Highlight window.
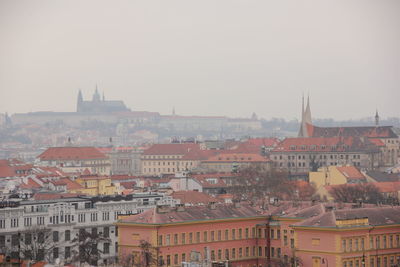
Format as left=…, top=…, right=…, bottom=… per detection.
left=245, top=228, right=249, bottom=238
left=103, top=226, right=110, bottom=238
left=342, top=239, right=346, bottom=251
left=65, top=246, right=71, bottom=258
left=271, top=247, right=275, bottom=258
left=238, top=228, right=242, bottom=239
left=11, top=218, right=18, bottom=228
left=290, top=238, right=295, bottom=248
left=232, top=229, right=236, bottom=240
left=181, top=233, right=186, bottom=244
left=53, top=247, right=59, bottom=259
left=174, top=254, right=178, bottom=265
left=203, top=231, right=208, bottom=242
left=211, top=231, right=215, bottom=241
left=182, top=253, right=186, bottom=262
left=284, top=236, right=288, bottom=246
left=196, top=232, right=200, bottom=243
left=189, top=233, right=193, bottom=244
left=225, top=249, right=229, bottom=260
left=166, top=234, right=170, bottom=245
left=277, top=230, right=281, bottom=239
left=246, top=247, right=249, bottom=257
left=218, top=230, right=222, bottom=241
left=376, top=236, right=380, bottom=249
left=166, top=255, right=171, bottom=266
left=65, top=230, right=70, bottom=241
left=225, top=229, right=229, bottom=240
left=271, top=229, right=274, bottom=239
left=218, top=249, right=222, bottom=260
left=53, top=231, right=59, bottom=242
left=239, top=248, right=242, bottom=258
left=158, top=235, right=163, bottom=246
left=103, top=243, right=110, bottom=254
left=25, top=233, right=32, bottom=245
left=258, top=246, right=262, bottom=256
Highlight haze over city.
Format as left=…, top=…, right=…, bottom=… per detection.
left=1, top=0, right=399, bottom=120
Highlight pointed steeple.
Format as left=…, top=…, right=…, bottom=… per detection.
left=298, top=93, right=313, bottom=137
left=304, top=93, right=312, bottom=125
left=375, top=109, right=379, bottom=127
left=93, top=85, right=101, bottom=102
left=77, top=90, right=83, bottom=112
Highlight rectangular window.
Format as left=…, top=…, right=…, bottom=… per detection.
left=225, top=229, right=229, bottom=240
left=189, top=233, right=193, bottom=244
left=103, top=243, right=110, bottom=254
left=245, top=228, right=249, bottom=238
left=239, top=248, right=242, bottom=258
left=218, top=249, right=222, bottom=260
left=182, top=253, right=186, bottom=262
left=53, top=247, right=58, bottom=259
left=158, top=235, right=163, bottom=246
left=166, top=234, right=170, bottom=245
left=211, top=231, right=215, bottom=241
left=271, top=229, right=274, bottom=239
left=174, top=254, right=178, bottom=265
left=174, top=234, right=178, bottom=245
left=232, top=229, right=236, bottom=240
left=65, top=230, right=70, bottom=241
left=53, top=231, right=59, bottom=242
left=181, top=233, right=186, bottom=244
left=196, top=232, right=200, bottom=243
left=65, top=246, right=71, bottom=258
left=277, top=230, right=281, bottom=239
left=245, top=247, right=249, bottom=257
left=232, top=248, right=236, bottom=259
left=218, top=230, right=222, bottom=241
left=238, top=228, right=242, bottom=239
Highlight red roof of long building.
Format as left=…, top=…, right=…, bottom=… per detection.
left=272, top=137, right=379, bottom=153
left=203, top=153, right=270, bottom=163
left=143, top=143, right=200, bottom=156
left=38, top=147, right=107, bottom=160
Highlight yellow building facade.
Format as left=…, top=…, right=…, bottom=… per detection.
left=72, top=176, right=118, bottom=196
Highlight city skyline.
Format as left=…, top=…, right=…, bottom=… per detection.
left=1, top=0, right=399, bottom=120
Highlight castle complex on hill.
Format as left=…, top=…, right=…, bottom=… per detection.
left=77, top=87, right=130, bottom=113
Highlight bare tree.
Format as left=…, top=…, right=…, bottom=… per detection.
left=19, top=227, right=56, bottom=263
left=229, top=164, right=292, bottom=202
left=71, top=228, right=111, bottom=266
left=329, top=183, right=383, bottom=203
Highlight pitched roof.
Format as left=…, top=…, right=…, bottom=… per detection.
left=38, top=147, right=107, bottom=160
left=366, top=171, right=399, bottom=182
left=336, top=166, right=365, bottom=180
left=295, top=206, right=400, bottom=228
left=33, top=192, right=81, bottom=200
left=309, top=125, right=398, bottom=139
left=143, top=144, right=200, bottom=156
left=54, top=178, right=83, bottom=190
left=20, top=178, right=42, bottom=189
left=244, top=138, right=280, bottom=147
left=191, top=174, right=228, bottom=188
left=171, top=191, right=220, bottom=205
left=119, top=203, right=264, bottom=224
left=181, top=149, right=222, bottom=160
left=272, top=137, right=379, bottom=153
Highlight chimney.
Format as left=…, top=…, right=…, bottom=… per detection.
left=176, top=204, right=185, bottom=212
left=156, top=205, right=171, bottom=214
left=208, top=202, right=216, bottom=210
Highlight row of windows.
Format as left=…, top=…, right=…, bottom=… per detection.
left=143, top=155, right=182, bottom=159
left=343, top=254, right=400, bottom=267
left=160, top=246, right=284, bottom=265
left=274, top=154, right=362, bottom=160
left=158, top=228, right=284, bottom=246
left=342, top=234, right=400, bottom=252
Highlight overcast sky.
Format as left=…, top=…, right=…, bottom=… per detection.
left=0, top=0, right=399, bottom=120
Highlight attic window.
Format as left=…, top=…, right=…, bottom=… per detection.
left=290, top=145, right=296, bottom=150
left=301, top=145, right=306, bottom=150
left=321, top=145, right=326, bottom=150
left=310, top=145, right=316, bottom=150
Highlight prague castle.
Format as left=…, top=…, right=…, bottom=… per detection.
left=77, top=87, right=130, bottom=113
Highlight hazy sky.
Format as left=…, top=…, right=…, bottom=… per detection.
left=0, top=0, right=399, bottom=120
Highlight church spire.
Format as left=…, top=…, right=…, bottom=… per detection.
left=77, top=89, right=83, bottom=112
left=93, top=84, right=101, bottom=102
left=298, top=92, right=312, bottom=137
left=375, top=109, right=379, bottom=127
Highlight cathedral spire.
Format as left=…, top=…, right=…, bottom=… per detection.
left=93, top=85, right=101, bottom=102
left=77, top=89, right=83, bottom=112
left=375, top=109, right=379, bottom=127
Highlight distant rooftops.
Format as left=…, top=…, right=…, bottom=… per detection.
left=38, top=146, right=107, bottom=160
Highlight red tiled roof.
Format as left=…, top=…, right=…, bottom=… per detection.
left=203, top=153, right=270, bottom=163
left=38, top=147, right=107, bottom=160
left=336, top=166, right=365, bottom=180
left=181, top=149, right=222, bottom=160
left=245, top=138, right=280, bottom=147
left=171, top=191, right=220, bottom=205
left=310, top=125, right=398, bottom=139
left=372, top=181, right=400, bottom=193
left=55, top=178, right=83, bottom=190
left=120, top=181, right=136, bottom=189
left=272, top=137, right=378, bottom=153
left=143, top=143, right=200, bottom=155
left=191, top=174, right=228, bottom=188
left=368, top=138, right=385, bottom=147
left=20, top=178, right=42, bottom=189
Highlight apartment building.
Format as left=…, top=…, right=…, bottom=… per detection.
left=37, top=147, right=111, bottom=175
left=0, top=194, right=178, bottom=265
left=270, top=137, right=381, bottom=176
